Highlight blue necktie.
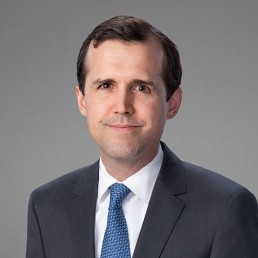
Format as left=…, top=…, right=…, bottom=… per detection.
left=100, top=183, right=131, bottom=258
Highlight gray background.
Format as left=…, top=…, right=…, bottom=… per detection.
left=1, top=0, right=257, bottom=257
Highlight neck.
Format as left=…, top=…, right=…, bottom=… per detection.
left=100, top=147, right=159, bottom=182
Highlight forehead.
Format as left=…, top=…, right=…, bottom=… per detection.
left=84, top=38, right=165, bottom=77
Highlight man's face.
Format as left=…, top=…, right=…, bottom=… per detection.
left=76, top=38, right=181, bottom=166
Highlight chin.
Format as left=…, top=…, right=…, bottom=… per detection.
left=100, top=141, right=144, bottom=162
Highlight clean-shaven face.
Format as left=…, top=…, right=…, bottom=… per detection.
left=76, top=38, right=181, bottom=166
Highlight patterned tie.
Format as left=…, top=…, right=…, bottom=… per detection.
left=100, top=183, right=131, bottom=258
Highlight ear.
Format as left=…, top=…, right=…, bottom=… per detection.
left=75, top=86, right=87, bottom=117
left=166, top=87, right=182, bottom=119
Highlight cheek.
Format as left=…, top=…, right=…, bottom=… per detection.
left=85, top=99, right=108, bottom=125
left=86, top=97, right=103, bottom=114
left=139, top=101, right=167, bottom=125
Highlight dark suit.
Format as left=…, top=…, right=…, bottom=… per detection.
left=26, top=142, right=258, bottom=257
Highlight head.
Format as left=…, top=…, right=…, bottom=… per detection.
left=77, top=15, right=182, bottom=101
left=76, top=16, right=182, bottom=178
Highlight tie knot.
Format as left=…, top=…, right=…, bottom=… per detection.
left=109, top=183, right=131, bottom=210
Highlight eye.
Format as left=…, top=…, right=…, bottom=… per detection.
left=98, top=83, right=112, bottom=90
left=135, top=84, right=150, bottom=93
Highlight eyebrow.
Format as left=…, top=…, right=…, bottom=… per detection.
left=92, top=78, right=116, bottom=86
left=131, top=79, right=155, bottom=87
left=91, top=78, right=155, bottom=87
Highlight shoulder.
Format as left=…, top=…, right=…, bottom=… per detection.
left=182, top=161, right=244, bottom=194
left=162, top=141, right=256, bottom=203
left=30, top=161, right=99, bottom=205
left=180, top=161, right=258, bottom=212
left=162, top=141, right=247, bottom=196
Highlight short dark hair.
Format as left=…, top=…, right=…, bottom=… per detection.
left=77, top=15, right=182, bottom=101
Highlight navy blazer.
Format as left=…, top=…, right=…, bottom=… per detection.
left=26, top=142, right=258, bottom=257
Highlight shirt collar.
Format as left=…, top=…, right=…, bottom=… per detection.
left=97, top=144, right=163, bottom=204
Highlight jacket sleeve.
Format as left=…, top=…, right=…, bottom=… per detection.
left=26, top=192, right=46, bottom=258
left=210, top=189, right=258, bottom=258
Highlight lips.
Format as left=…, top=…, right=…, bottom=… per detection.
left=106, top=124, right=142, bottom=132
left=108, top=124, right=140, bottom=128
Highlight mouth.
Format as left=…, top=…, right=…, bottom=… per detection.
left=106, top=124, right=142, bottom=132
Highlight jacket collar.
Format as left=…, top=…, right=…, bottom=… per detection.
left=133, top=142, right=187, bottom=258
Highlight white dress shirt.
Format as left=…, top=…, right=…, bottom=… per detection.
left=95, top=145, right=163, bottom=258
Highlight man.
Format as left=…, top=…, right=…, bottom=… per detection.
left=26, top=16, right=258, bottom=258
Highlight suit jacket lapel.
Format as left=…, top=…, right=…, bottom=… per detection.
left=65, top=161, right=99, bottom=258
left=133, top=143, right=186, bottom=258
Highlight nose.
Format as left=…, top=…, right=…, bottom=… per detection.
left=113, top=88, right=134, bottom=115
